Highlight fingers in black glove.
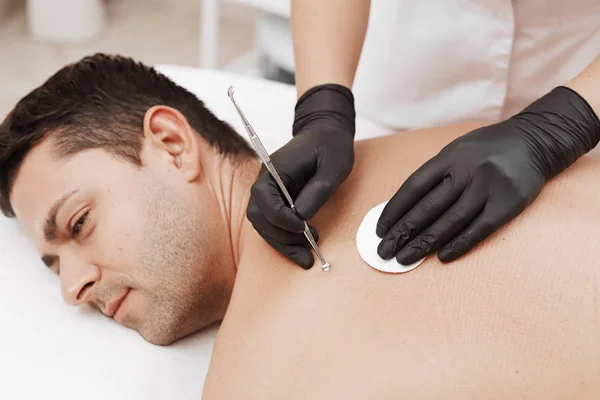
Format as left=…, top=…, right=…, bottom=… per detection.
left=246, top=83, right=356, bottom=269
left=391, top=175, right=488, bottom=265
left=376, top=173, right=468, bottom=260
left=375, top=86, right=600, bottom=264
left=250, top=166, right=307, bottom=234
left=248, top=197, right=320, bottom=244
left=376, top=156, right=448, bottom=238
left=257, top=235, right=315, bottom=269
left=293, top=152, right=351, bottom=220
left=436, top=178, right=531, bottom=262
left=249, top=198, right=320, bottom=269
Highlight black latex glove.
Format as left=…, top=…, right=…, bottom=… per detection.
left=376, top=86, right=600, bottom=265
left=247, top=84, right=356, bottom=269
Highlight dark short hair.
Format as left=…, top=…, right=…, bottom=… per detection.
left=0, top=53, right=255, bottom=217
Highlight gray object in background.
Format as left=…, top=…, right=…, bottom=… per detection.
left=256, top=12, right=295, bottom=84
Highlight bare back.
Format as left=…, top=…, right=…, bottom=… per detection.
left=203, top=122, right=600, bottom=399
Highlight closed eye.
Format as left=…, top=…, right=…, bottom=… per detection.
left=71, top=211, right=89, bottom=237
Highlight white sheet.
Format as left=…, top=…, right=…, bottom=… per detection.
left=0, top=65, right=393, bottom=400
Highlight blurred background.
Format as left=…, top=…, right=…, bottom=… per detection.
left=0, top=0, right=297, bottom=118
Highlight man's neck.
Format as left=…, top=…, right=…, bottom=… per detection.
left=205, top=155, right=261, bottom=271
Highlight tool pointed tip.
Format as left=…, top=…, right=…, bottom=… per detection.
left=227, top=86, right=235, bottom=97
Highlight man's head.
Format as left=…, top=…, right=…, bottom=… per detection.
left=0, top=54, right=256, bottom=345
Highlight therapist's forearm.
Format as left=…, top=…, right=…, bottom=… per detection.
left=291, top=0, right=370, bottom=98
left=566, top=54, right=600, bottom=118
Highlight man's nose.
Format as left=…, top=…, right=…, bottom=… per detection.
left=60, top=254, right=101, bottom=306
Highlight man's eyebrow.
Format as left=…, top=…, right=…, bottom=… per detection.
left=43, top=189, right=79, bottom=242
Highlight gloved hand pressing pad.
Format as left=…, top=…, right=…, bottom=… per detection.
left=356, top=202, right=426, bottom=273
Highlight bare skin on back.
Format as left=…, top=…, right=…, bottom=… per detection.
left=203, top=122, right=600, bottom=399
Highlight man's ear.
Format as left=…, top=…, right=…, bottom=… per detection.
left=142, top=105, right=201, bottom=182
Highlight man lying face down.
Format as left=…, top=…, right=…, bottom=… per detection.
left=1, top=54, right=599, bottom=399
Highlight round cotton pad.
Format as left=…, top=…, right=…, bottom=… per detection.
left=356, top=201, right=426, bottom=273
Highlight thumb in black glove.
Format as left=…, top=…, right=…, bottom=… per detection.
left=376, top=86, right=600, bottom=265
left=247, top=84, right=356, bottom=269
